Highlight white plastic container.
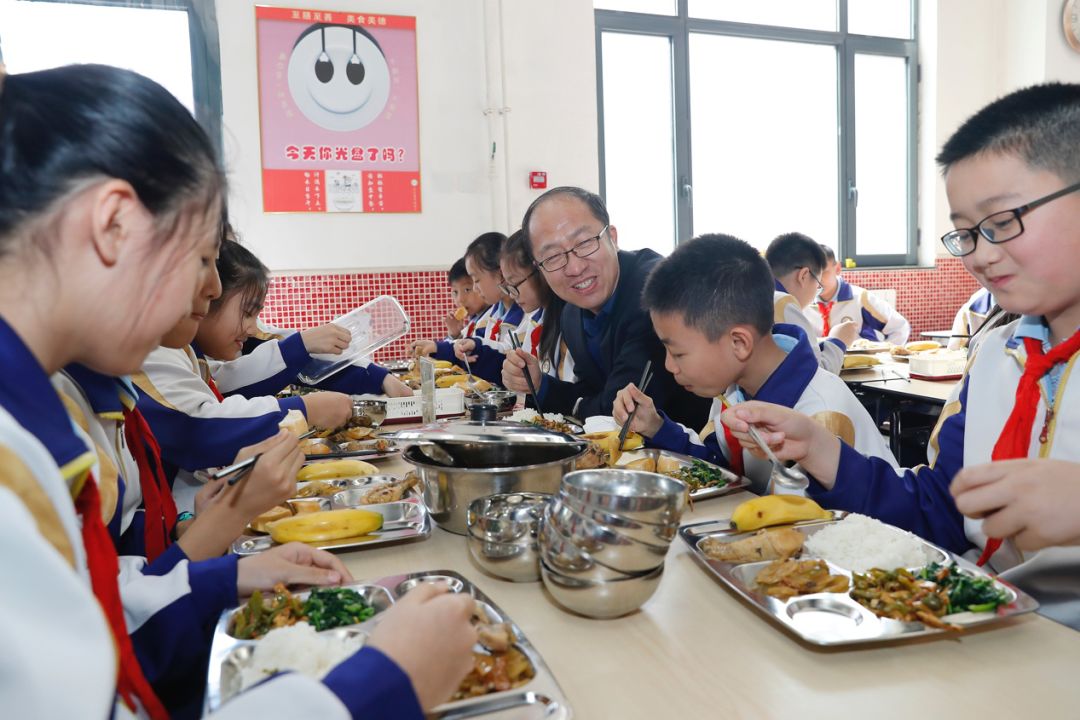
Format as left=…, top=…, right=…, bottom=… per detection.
left=297, top=295, right=410, bottom=385
left=352, top=388, right=465, bottom=424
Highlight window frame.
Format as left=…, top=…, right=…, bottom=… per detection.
left=595, top=0, right=919, bottom=267
left=5, top=0, right=224, bottom=153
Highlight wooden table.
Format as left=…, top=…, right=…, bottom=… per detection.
left=337, top=452, right=1080, bottom=719
left=841, top=359, right=959, bottom=404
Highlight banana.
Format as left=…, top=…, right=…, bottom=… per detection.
left=433, top=360, right=455, bottom=369
left=842, top=354, right=882, bottom=369
left=269, top=508, right=383, bottom=543
left=297, top=459, right=378, bottom=482
left=581, top=430, right=643, bottom=467
left=730, top=495, right=831, bottom=532
left=435, top=374, right=468, bottom=388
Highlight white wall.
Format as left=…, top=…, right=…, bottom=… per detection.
left=216, top=0, right=598, bottom=273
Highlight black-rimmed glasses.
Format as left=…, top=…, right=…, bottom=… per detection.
left=535, top=225, right=609, bottom=272
left=497, top=268, right=538, bottom=300
left=941, top=180, right=1080, bottom=257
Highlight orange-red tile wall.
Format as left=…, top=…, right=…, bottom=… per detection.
left=260, top=257, right=981, bottom=361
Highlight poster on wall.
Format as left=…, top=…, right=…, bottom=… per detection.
left=254, top=6, right=420, bottom=213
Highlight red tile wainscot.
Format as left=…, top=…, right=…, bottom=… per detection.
left=260, top=257, right=981, bottom=362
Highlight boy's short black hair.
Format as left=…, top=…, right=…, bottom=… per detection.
left=765, top=232, right=827, bottom=278
left=448, top=257, right=469, bottom=284
left=819, top=243, right=836, bottom=263
left=937, top=82, right=1080, bottom=182
left=643, top=233, right=773, bottom=339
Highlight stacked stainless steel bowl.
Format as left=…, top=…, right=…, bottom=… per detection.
left=539, top=468, right=688, bottom=619
left=465, top=492, right=548, bottom=582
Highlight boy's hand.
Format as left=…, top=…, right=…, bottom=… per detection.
left=381, top=373, right=415, bottom=398
left=502, top=349, right=541, bottom=394
left=301, top=391, right=353, bottom=429
left=952, top=459, right=1080, bottom=551
left=411, top=340, right=437, bottom=357
left=612, top=383, right=663, bottom=438
left=367, top=583, right=477, bottom=710
left=827, top=319, right=859, bottom=347
left=721, top=401, right=841, bottom=488
left=444, top=312, right=464, bottom=338
left=453, top=339, right=478, bottom=364
left=301, top=323, right=351, bottom=355
left=235, top=542, right=352, bottom=595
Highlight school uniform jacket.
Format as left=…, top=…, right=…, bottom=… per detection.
left=804, top=277, right=910, bottom=345
left=649, top=324, right=898, bottom=494
left=467, top=307, right=545, bottom=382
left=948, top=287, right=995, bottom=350
left=220, top=327, right=389, bottom=397
left=542, top=249, right=711, bottom=428
left=433, top=302, right=496, bottom=363
left=433, top=301, right=524, bottom=371
left=773, top=280, right=845, bottom=374
left=810, top=317, right=1080, bottom=629
left=0, top=317, right=422, bottom=719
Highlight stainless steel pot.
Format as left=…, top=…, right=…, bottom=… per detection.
left=403, top=439, right=587, bottom=534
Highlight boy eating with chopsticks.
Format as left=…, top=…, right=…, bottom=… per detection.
left=613, top=234, right=897, bottom=494
left=718, top=83, right=1080, bottom=628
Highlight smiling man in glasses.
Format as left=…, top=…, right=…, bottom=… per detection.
left=502, top=186, right=710, bottom=428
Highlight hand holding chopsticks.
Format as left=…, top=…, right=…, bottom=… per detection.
left=508, top=332, right=544, bottom=415
left=617, top=360, right=653, bottom=450
left=212, top=428, right=317, bottom=486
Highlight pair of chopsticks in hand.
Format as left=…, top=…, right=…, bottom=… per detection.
left=210, top=428, right=317, bottom=486
left=617, top=360, right=654, bottom=451
left=509, top=332, right=544, bottom=415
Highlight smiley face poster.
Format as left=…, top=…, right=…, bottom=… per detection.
left=255, top=6, right=420, bottom=213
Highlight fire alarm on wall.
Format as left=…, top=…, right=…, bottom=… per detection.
left=529, top=171, right=547, bottom=189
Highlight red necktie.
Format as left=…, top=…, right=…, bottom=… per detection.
left=75, top=473, right=169, bottom=720
left=123, top=407, right=178, bottom=562
left=977, top=330, right=1080, bottom=565
left=817, top=301, right=834, bottom=336
left=721, top=423, right=745, bottom=478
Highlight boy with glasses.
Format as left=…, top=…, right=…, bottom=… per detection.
left=765, top=232, right=854, bottom=374
left=719, top=83, right=1080, bottom=629
left=807, top=244, right=910, bottom=346
left=503, top=187, right=710, bottom=427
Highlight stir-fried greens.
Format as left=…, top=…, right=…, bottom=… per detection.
left=917, top=562, right=1010, bottom=613
left=666, top=459, right=731, bottom=491
left=231, top=584, right=376, bottom=639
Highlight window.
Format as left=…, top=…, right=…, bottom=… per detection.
left=595, top=0, right=918, bottom=266
left=0, top=0, right=222, bottom=150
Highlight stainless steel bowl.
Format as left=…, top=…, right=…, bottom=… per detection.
left=467, top=534, right=541, bottom=582
left=467, top=492, right=549, bottom=543
left=352, top=399, right=388, bottom=428
left=560, top=469, right=688, bottom=523
left=464, top=389, right=518, bottom=414
left=404, top=442, right=587, bottom=535
left=395, top=574, right=466, bottom=595
left=545, top=498, right=671, bottom=574
left=537, top=515, right=651, bottom=581
left=540, top=559, right=664, bottom=619
left=555, top=489, right=679, bottom=546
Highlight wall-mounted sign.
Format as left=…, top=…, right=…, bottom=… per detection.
left=255, top=6, right=420, bottom=213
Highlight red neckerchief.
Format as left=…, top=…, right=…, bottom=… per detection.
left=465, top=316, right=478, bottom=337
left=978, top=330, right=1080, bottom=565
left=488, top=318, right=503, bottom=342
left=529, top=323, right=543, bottom=357
left=721, top=423, right=745, bottom=477
left=75, top=473, right=169, bottom=719
left=817, top=301, right=834, bottom=336
left=122, top=407, right=177, bottom=562
left=205, top=373, right=225, bottom=402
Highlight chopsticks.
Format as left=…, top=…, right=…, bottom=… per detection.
left=617, top=360, right=653, bottom=450
left=212, top=427, right=318, bottom=486
left=508, top=332, right=543, bottom=415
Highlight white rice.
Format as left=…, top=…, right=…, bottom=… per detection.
left=509, top=409, right=565, bottom=424
left=239, top=622, right=364, bottom=691
left=804, top=513, right=931, bottom=573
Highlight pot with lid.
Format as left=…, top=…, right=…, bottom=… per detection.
left=388, top=420, right=587, bottom=534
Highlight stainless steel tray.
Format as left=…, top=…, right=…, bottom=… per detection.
left=205, top=570, right=573, bottom=718
left=231, top=494, right=431, bottom=556
left=679, top=516, right=1040, bottom=647
left=303, top=437, right=401, bottom=461
left=615, top=448, right=750, bottom=502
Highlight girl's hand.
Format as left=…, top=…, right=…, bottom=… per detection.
left=952, top=459, right=1080, bottom=551
left=367, top=583, right=477, bottom=710
left=381, top=373, right=414, bottom=398
left=302, top=391, right=353, bottom=429
left=235, top=542, right=352, bottom=596
left=224, top=430, right=302, bottom=517
left=612, top=383, right=663, bottom=438
left=301, top=323, right=351, bottom=355
left=721, top=401, right=841, bottom=488
left=501, top=349, right=541, bottom=394
left=453, top=339, right=478, bottom=363
left=411, top=340, right=437, bottom=357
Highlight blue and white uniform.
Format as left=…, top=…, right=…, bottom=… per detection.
left=949, top=287, right=995, bottom=351
left=0, top=316, right=424, bottom=719
left=648, top=324, right=897, bottom=494
left=809, top=316, right=1080, bottom=629
left=468, top=307, right=544, bottom=382
left=773, top=280, right=845, bottom=374
left=433, top=300, right=523, bottom=367
left=804, top=277, right=910, bottom=345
